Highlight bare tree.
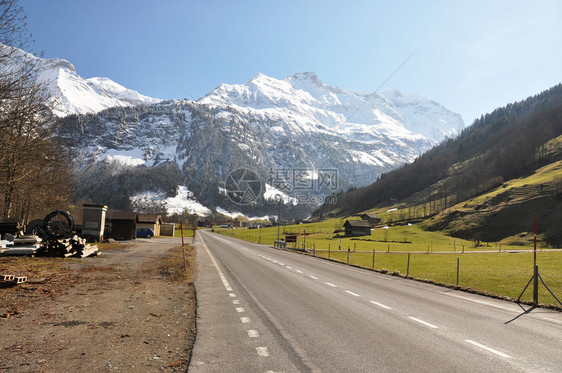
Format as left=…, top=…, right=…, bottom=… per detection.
left=0, top=0, right=71, bottom=221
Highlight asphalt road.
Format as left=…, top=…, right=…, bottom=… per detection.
left=189, top=231, right=562, bottom=372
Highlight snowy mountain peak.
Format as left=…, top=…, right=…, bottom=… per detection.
left=40, top=57, right=77, bottom=74
left=287, top=72, right=330, bottom=90
left=200, top=72, right=464, bottom=143
left=3, top=45, right=162, bottom=117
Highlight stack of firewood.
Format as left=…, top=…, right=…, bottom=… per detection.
left=38, top=235, right=99, bottom=258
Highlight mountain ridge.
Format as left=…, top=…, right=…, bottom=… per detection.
left=9, top=47, right=466, bottom=217
left=3, top=45, right=162, bottom=117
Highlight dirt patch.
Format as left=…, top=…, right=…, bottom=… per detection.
left=0, top=237, right=196, bottom=372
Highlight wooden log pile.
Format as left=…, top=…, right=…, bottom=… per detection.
left=37, top=235, right=99, bottom=258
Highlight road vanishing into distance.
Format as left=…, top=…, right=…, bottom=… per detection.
left=189, top=231, right=562, bottom=372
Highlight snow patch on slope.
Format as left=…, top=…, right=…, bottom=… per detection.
left=131, top=186, right=211, bottom=216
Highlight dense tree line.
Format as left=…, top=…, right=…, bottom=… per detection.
left=314, top=83, right=562, bottom=218
left=0, top=0, right=71, bottom=222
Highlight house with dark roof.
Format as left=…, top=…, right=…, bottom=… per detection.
left=344, top=220, right=373, bottom=236
left=360, top=213, right=382, bottom=226
left=106, top=211, right=138, bottom=240
left=137, top=214, right=162, bottom=236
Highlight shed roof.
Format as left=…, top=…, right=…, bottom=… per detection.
left=361, top=213, right=381, bottom=219
left=137, top=214, right=162, bottom=224
left=344, top=220, right=373, bottom=228
left=107, top=211, right=138, bottom=221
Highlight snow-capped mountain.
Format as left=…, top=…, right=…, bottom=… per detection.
left=10, top=47, right=464, bottom=217
left=4, top=45, right=161, bottom=116
left=200, top=72, right=464, bottom=145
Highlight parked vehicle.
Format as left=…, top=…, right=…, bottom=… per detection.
left=136, top=227, right=155, bottom=238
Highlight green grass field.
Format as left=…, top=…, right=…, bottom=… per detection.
left=215, top=222, right=562, bottom=307
left=315, top=250, right=561, bottom=306
left=216, top=221, right=547, bottom=253
left=174, top=227, right=194, bottom=238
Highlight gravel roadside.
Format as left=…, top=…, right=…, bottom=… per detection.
left=0, top=237, right=196, bottom=372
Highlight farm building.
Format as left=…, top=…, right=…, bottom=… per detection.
left=344, top=220, right=373, bottom=237
left=107, top=211, right=138, bottom=240
left=360, top=213, right=382, bottom=225
left=137, top=214, right=162, bottom=236
left=160, top=222, right=176, bottom=236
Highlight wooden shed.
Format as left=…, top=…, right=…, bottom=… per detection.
left=360, top=213, right=382, bottom=226
left=344, top=220, right=373, bottom=237
left=160, top=222, right=176, bottom=237
left=137, top=214, right=162, bottom=236
left=107, top=211, right=138, bottom=240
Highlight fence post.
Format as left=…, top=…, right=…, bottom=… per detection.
left=407, top=253, right=411, bottom=277
left=347, top=246, right=350, bottom=264
left=387, top=244, right=390, bottom=253
left=328, top=244, right=331, bottom=258
left=372, top=248, right=375, bottom=269
left=354, top=242, right=356, bottom=252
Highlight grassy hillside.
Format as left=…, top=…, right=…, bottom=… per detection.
left=423, top=159, right=562, bottom=244
left=314, top=83, right=562, bottom=245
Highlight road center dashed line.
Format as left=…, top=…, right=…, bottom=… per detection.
left=247, top=330, right=260, bottom=338
left=256, top=346, right=269, bottom=357
left=233, top=299, right=240, bottom=305
left=465, top=339, right=511, bottom=358
left=408, top=316, right=439, bottom=329
left=207, top=233, right=525, bottom=369
left=370, top=300, right=392, bottom=310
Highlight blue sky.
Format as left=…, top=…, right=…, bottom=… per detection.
left=21, top=0, right=562, bottom=125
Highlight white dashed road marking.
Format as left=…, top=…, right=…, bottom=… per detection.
left=247, top=330, right=260, bottom=338
left=309, top=275, right=319, bottom=280
left=345, top=290, right=360, bottom=297
left=465, top=340, right=511, bottom=358
left=325, top=282, right=337, bottom=287
left=256, top=346, right=270, bottom=357
left=408, top=316, right=438, bottom=329
left=240, top=317, right=251, bottom=323
left=235, top=307, right=245, bottom=313
left=370, top=301, right=392, bottom=310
